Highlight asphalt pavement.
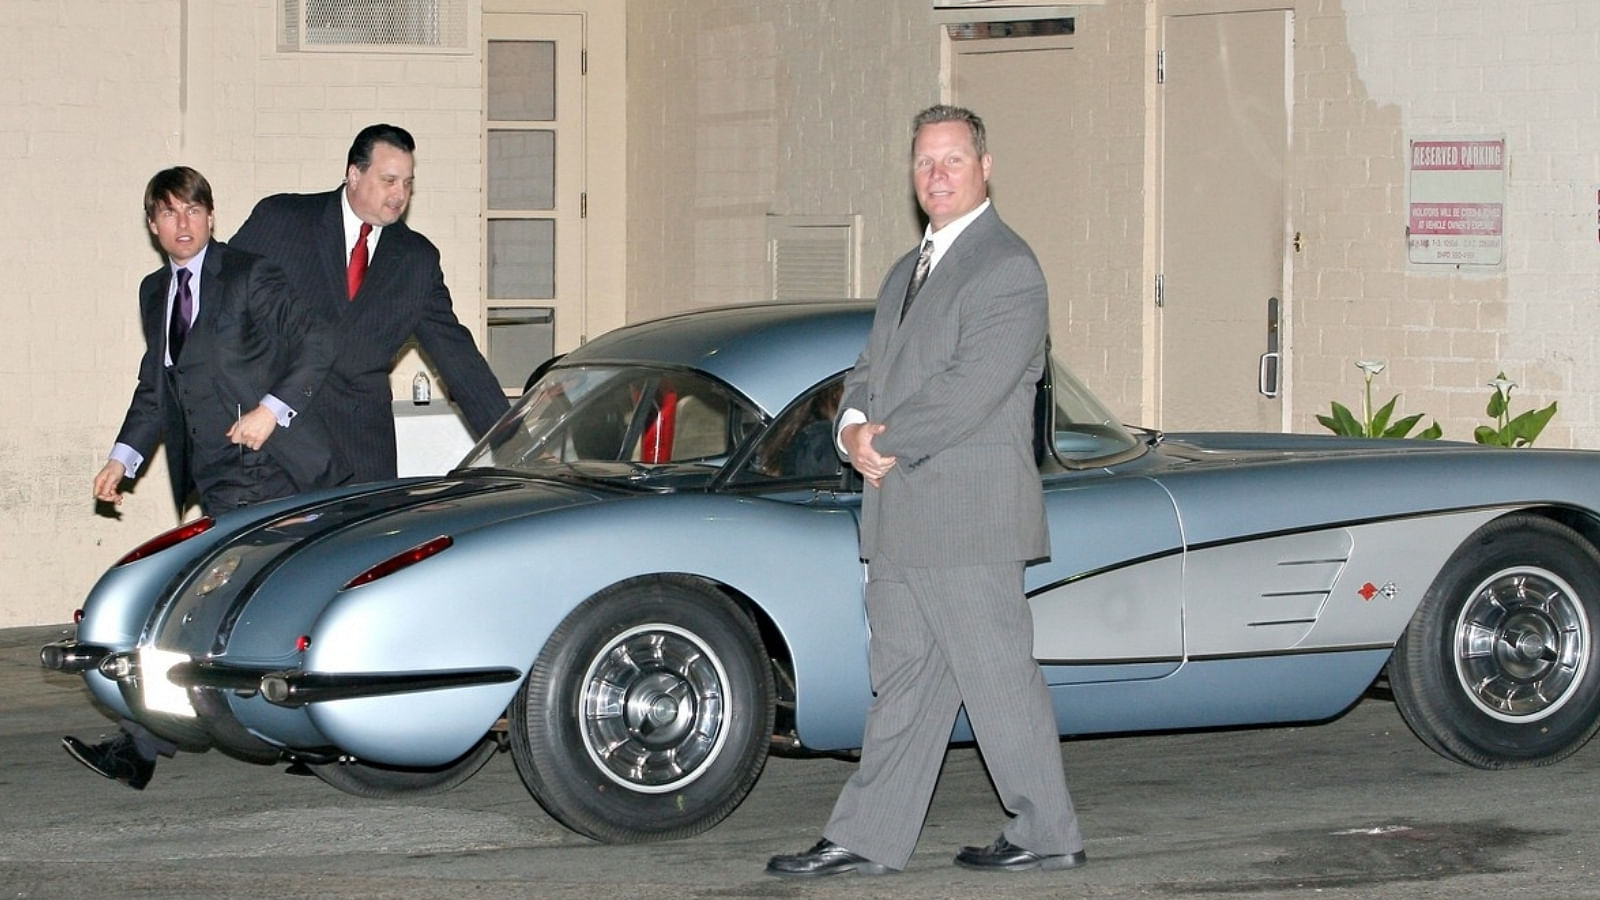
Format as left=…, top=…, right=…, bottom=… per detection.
left=5, top=622, right=1600, bottom=899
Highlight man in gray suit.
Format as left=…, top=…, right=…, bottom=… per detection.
left=766, top=105, right=1085, bottom=877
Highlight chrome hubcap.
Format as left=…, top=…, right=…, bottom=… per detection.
left=580, top=624, right=729, bottom=792
left=1454, top=568, right=1589, bottom=722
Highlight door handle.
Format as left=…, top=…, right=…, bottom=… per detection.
left=1259, top=351, right=1280, bottom=398
left=1260, top=296, right=1281, bottom=398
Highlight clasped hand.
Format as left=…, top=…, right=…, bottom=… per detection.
left=226, top=404, right=279, bottom=452
left=842, top=421, right=897, bottom=488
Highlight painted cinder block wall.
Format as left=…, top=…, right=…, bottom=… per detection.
left=1290, top=0, right=1600, bottom=446
left=1, top=0, right=490, bottom=625
left=4, top=0, right=1599, bottom=625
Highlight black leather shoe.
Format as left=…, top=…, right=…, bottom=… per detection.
left=955, top=835, right=1086, bottom=872
left=766, top=839, right=894, bottom=878
left=62, top=734, right=155, bottom=790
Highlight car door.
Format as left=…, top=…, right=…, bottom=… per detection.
left=1028, top=358, right=1185, bottom=685
left=1030, top=473, right=1185, bottom=685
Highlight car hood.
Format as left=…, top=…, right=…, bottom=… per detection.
left=149, top=474, right=614, bottom=665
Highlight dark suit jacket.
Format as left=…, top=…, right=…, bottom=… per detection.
left=230, top=188, right=510, bottom=483
left=114, top=240, right=346, bottom=515
left=838, top=205, right=1050, bottom=567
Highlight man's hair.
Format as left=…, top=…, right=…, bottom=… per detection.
left=143, top=166, right=214, bottom=219
left=347, top=123, right=417, bottom=171
left=911, top=105, right=987, bottom=158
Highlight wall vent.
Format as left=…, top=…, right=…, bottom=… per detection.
left=280, top=0, right=469, bottom=52
left=767, top=216, right=860, bottom=301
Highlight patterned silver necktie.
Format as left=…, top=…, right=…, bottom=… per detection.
left=899, top=239, right=934, bottom=323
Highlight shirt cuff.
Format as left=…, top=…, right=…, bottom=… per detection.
left=108, top=443, right=144, bottom=477
left=262, top=394, right=296, bottom=428
left=836, top=407, right=867, bottom=456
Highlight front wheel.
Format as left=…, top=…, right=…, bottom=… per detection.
left=1390, top=514, right=1600, bottom=768
left=511, top=576, right=774, bottom=843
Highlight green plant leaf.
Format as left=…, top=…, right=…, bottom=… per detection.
left=1473, top=424, right=1502, bottom=446
left=1417, top=421, right=1443, bottom=440
left=1318, top=401, right=1364, bottom=436
left=1506, top=402, right=1558, bottom=447
left=1381, top=412, right=1424, bottom=439
left=1486, top=389, right=1506, bottom=418
left=1369, top=395, right=1400, bottom=437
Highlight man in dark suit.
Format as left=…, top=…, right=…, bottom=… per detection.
left=93, top=166, right=345, bottom=517
left=230, top=123, right=510, bottom=484
left=767, top=106, right=1085, bottom=877
left=70, top=165, right=346, bottom=789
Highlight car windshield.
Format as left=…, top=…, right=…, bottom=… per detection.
left=461, top=364, right=764, bottom=486
left=1048, top=355, right=1143, bottom=464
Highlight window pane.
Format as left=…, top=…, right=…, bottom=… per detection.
left=735, top=379, right=845, bottom=484
left=487, top=40, right=555, bottom=121
left=487, top=130, right=555, bottom=210
left=487, top=219, right=555, bottom=299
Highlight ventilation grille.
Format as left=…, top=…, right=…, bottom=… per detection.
left=281, top=0, right=468, bottom=52
left=768, top=216, right=860, bottom=301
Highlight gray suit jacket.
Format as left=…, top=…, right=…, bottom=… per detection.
left=840, top=206, right=1050, bottom=567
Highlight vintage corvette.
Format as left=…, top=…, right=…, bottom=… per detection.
left=43, top=300, right=1600, bottom=843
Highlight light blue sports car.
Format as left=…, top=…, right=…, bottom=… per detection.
left=43, top=301, right=1600, bottom=842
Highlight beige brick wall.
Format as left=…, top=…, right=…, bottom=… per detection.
left=1293, top=0, right=1600, bottom=446
left=2, top=0, right=190, bottom=626
left=626, top=0, right=944, bottom=321
left=8, top=0, right=1600, bottom=626
left=4, top=0, right=490, bottom=625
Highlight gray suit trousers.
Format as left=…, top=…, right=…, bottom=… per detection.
left=822, top=560, right=1082, bottom=869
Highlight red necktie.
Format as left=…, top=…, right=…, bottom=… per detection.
left=347, top=222, right=372, bottom=300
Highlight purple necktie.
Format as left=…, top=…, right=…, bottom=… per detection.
left=168, top=268, right=193, bottom=364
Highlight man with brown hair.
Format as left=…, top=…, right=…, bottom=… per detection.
left=73, top=165, right=346, bottom=789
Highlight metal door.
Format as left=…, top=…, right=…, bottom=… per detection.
left=1158, top=10, right=1291, bottom=431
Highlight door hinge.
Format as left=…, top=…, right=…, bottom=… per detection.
left=1156, top=49, right=1165, bottom=85
left=580, top=192, right=587, bottom=219
left=1155, top=273, right=1165, bottom=308
left=581, top=49, right=588, bottom=76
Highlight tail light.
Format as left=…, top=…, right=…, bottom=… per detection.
left=342, top=535, right=453, bottom=590
left=115, top=517, right=215, bottom=566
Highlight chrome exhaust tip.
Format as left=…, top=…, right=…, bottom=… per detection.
left=39, top=641, right=111, bottom=673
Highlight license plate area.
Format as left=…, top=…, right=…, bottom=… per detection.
left=140, top=647, right=196, bottom=718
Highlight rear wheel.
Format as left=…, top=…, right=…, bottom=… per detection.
left=308, top=735, right=499, bottom=797
left=510, top=575, right=774, bottom=843
left=1390, top=514, right=1600, bottom=768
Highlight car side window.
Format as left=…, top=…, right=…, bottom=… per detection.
left=468, top=365, right=761, bottom=473
left=731, top=379, right=845, bottom=486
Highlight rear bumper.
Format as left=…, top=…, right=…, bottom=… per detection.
left=168, top=660, right=522, bottom=708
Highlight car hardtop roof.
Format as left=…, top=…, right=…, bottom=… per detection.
left=559, top=300, right=874, bottom=416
